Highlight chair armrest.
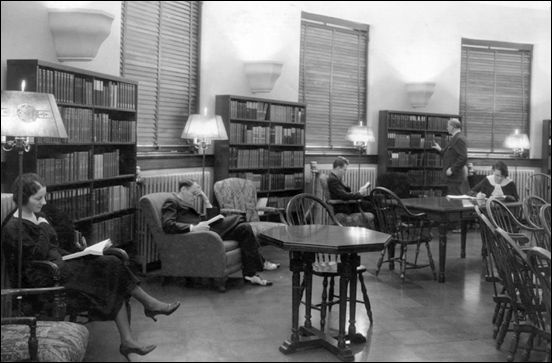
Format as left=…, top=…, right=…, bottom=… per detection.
left=29, top=260, right=61, bottom=282
left=327, top=199, right=362, bottom=205
left=220, top=208, right=246, bottom=216
left=1, top=316, right=38, bottom=361
left=1, top=316, right=37, bottom=326
left=104, top=247, right=130, bottom=262
left=1, top=286, right=66, bottom=297
left=257, top=206, right=284, bottom=214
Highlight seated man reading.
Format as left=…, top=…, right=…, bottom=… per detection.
left=327, top=156, right=375, bottom=229
left=161, top=179, right=274, bottom=286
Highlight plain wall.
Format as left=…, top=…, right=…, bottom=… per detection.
left=2, top=1, right=550, bottom=157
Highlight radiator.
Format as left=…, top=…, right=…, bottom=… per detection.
left=136, top=170, right=212, bottom=273
left=473, top=166, right=535, bottom=202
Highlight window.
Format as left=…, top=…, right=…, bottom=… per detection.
left=120, top=1, right=201, bottom=149
left=460, top=38, right=532, bottom=153
left=299, top=12, right=369, bottom=150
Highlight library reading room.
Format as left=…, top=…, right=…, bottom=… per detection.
left=1, top=1, right=550, bottom=362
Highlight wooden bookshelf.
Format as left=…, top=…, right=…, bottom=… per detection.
left=378, top=110, right=461, bottom=197
left=3, top=59, right=137, bottom=246
left=214, top=95, right=306, bottom=209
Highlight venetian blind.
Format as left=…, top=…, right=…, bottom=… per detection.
left=299, top=12, right=369, bottom=149
left=120, top=1, right=201, bottom=148
left=460, top=38, right=532, bottom=153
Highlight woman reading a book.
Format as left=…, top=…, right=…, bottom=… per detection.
left=467, top=161, right=519, bottom=201
left=1, top=173, right=180, bottom=360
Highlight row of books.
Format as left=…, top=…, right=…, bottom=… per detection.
left=388, top=152, right=425, bottom=167
left=94, top=113, right=136, bottom=143
left=229, top=124, right=304, bottom=145
left=425, top=133, right=449, bottom=148
left=93, top=150, right=120, bottom=179
left=229, top=148, right=304, bottom=168
left=387, top=114, right=450, bottom=131
left=93, top=183, right=137, bottom=215
left=48, top=187, right=92, bottom=221
left=229, top=100, right=305, bottom=123
left=267, top=195, right=295, bottom=209
left=36, top=107, right=136, bottom=144
left=229, top=172, right=303, bottom=191
left=387, top=133, right=449, bottom=149
left=38, top=151, right=90, bottom=185
left=89, top=214, right=134, bottom=246
left=36, top=67, right=136, bottom=109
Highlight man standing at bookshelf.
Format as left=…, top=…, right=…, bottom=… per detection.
left=432, top=118, right=469, bottom=195
left=161, top=179, right=276, bottom=286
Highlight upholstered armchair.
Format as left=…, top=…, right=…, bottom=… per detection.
left=213, top=178, right=287, bottom=240
left=139, top=192, right=242, bottom=291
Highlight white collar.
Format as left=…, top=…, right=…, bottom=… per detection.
left=486, top=174, right=512, bottom=187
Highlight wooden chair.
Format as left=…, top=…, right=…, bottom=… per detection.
left=369, top=187, right=436, bottom=281
left=539, top=203, right=551, bottom=242
left=486, top=196, right=547, bottom=250
left=526, top=173, right=551, bottom=203
left=523, top=195, right=548, bottom=229
left=285, top=193, right=374, bottom=328
left=493, top=228, right=550, bottom=361
left=474, top=206, right=512, bottom=348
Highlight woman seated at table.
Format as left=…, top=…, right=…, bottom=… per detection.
left=467, top=161, right=519, bottom=201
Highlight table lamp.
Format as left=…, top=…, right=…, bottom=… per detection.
left=181, top=108, right=228, bottom=193
left=346, top=121, right=375, bottom=187
left=1, top=87, right=68, bottom=288
left=504, top=129, right=530, bottom=158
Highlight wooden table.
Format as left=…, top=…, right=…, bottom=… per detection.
left=259, top=225, right=391, bottom=361
left=400, top=197, right=521, bottom=283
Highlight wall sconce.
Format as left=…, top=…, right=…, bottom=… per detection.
left=405, top=82, right=436, bottom=108
left=243, top=61, right=283, bottom=93
left=504, top=128, right=530, bottom=158
left=48, top=8, right=114, bottom=62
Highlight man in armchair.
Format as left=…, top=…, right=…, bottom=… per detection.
left=161, top=179, right=274, bottom=286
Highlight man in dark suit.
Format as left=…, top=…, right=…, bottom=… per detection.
left=326, top=156, right=375, bottom=228
left=161, top=179, right=273, bottom=286
left=432, top=118, right=469, bottom=195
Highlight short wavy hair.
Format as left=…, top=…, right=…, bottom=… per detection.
left=492, top=161, right=509, bottom=178
left=11, top=173, right=45, bottom=205
left=333, top=156, right=350, bottom=169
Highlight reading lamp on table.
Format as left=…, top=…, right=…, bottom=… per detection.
left=181, top=108, right=228, bottom=206
left=1, top=85, right=68, bottom=288
left=346, top=121, right=375, bottom=188
left=504, top=128, right=530, bottom=179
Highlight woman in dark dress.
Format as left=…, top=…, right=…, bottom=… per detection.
left=1, top=173, right=180, bottom=360
left=467, top=161, right=519, bottom=201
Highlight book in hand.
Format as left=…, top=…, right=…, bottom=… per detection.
left=62, top=238, right=112, bottom=261
left=205, top=214, right=224, bottom=225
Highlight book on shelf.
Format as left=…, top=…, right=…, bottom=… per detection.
left=62, top=238, right=112, bottom=260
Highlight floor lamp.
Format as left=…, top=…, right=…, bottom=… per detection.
left=181, top=110, right=228, bottom=204
left=346, top=121, right=375, bottom=188
left=1, top=89, right=68, bottom=288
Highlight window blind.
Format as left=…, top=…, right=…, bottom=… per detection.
left=120, top=1, right=201, bottom=148
left=460, top=38, right=532, bottom=153
left=299, top=12, right=369, bottom=149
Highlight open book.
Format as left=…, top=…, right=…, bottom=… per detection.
left=205, top=214, right=224, bottom=225
left=62, top=238, right=112, bottom=261
left=446, top=194, right=476, bottom=199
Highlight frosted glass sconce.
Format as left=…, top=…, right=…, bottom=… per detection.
left=406, top=82, right=436, bottom=108
left=48, top=8, right=114, bottom=62
left=244, top=61, right=283, bottom=93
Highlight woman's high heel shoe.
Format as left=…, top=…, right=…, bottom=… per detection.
left=119, top=344, right=156, bottom=361
left=144, top=302, right=181, bottom=322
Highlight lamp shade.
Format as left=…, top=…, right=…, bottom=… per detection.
left=504, top=129, right=530, bottom=152
left=243, top=61, right=283, bottom=93
left=405, top=82, right=435, bottom=108
left=346, top=121, right=375, bottom=145
left=1, top=91, right=67, bottom=138
left=48, top=8, right=114, bottom=62
left=181, top=114, right=228, bottom=141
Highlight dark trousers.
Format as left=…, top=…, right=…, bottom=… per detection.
left=210, top=216, right=263, bottom=277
